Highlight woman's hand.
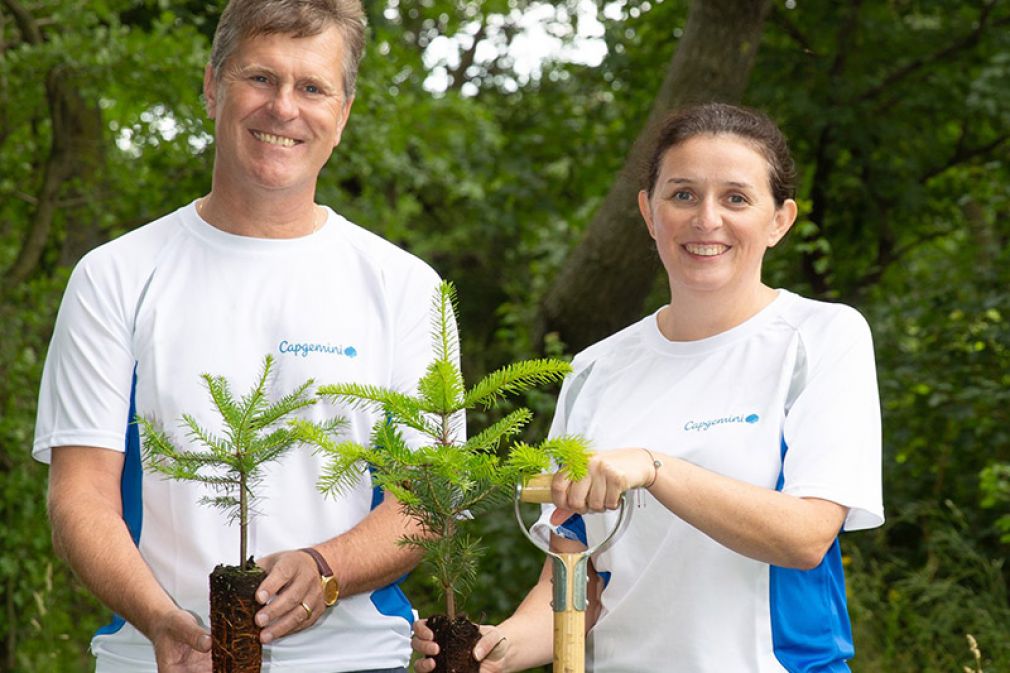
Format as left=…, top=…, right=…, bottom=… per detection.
left=412, top=619, right=510, bottom=673
left=550, top=448, right=658, bottom=525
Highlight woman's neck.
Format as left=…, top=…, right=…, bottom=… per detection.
left=657, top=284, right=778, bottom=342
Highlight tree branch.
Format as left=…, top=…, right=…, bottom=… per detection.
left=0, top=10, right=10, bottom=151
left=448, top=19, right=487, bottom=92
left=921, top=134, right=1010, bottom=183
left=3, top=66, right=78, bottom=289
left=768, top=3, right=817, bottom=56
left=854, top=228, right=953, bottom=293
left=857, top=1, right=1007, bottom=103
left=1, top=0, right=42, bottom=44
left=801, top=0, right=863, bottom=296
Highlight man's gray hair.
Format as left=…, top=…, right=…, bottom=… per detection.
left=210, top=0, right=366, bottom=99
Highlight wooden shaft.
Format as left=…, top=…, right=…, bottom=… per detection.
left=552, top=552, right=586, bottom=673
left=519, top=472, right=554, bottom=504
left=554, top=608, right=585, bottom=673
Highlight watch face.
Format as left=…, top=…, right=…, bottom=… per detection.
left=322, top=577, right=339, bottom=606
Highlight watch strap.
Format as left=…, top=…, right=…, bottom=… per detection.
left=299, top=547, right=334, bottom=578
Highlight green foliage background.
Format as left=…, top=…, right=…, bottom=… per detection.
left=1, top=1, right=1008, bottom=671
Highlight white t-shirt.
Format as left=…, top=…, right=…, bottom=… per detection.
left=540, top=290, right=883, bottom=672
left=33, top=202, right=444, bottom=672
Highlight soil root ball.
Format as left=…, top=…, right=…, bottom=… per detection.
left=428, top=614, right=482, bottom=673
left=209, top=563, right=265, bottom=673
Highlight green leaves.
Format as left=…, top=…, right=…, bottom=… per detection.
left=316, top=281, right=590, bottom=617
left=139, top=354, right=345, bottom=565
left=464, top=359, right=573, bottom=409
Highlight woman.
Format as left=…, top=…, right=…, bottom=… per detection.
left=414, top=103, right=883, bottom=672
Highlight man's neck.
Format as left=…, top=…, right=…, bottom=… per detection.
left=198, top=184, right=322, bottom=239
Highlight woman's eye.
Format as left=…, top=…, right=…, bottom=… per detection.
left=672, top=191, right=693, bottom=201
left=728, top=194, right=748, bottom=205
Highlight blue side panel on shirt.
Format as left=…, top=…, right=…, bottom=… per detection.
left=557, top=513, right=587, bottom=544
left=371, top=580, right=415, bottom=624
left=96, top=367, right=144, bottom=637
left=367, top=445, right=413, bottom=623
left=369, top=463, right=384, bottom=509
left=770, top=435, right=853, bottom=672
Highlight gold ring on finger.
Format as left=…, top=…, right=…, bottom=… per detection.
left=300, top=601, right=313, bottom=619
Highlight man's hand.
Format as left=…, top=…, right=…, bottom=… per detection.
left=151, top=608, right=212, bottom=673
left=411, top=619, right=510, bottom=673
left=254, top=550, right=324, bottom=644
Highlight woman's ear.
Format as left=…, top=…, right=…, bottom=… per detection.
left=639, top=190, right=657, bottom=241
left=768, top=199, right=798, bottom=247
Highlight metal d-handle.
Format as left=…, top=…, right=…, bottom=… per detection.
left=513, top=473, right=633, bottom=673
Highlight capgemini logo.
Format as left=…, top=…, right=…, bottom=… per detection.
left=278, top=340, right=359, bottom=358
left=684, top=413, right=760, bottom=432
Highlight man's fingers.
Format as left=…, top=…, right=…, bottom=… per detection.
left=193, top=632, right=212, bottom=652
left=260, top=599, right=319, bottom=644
left=167, top=608, right=212, bottom=651
left=253, top=550, right=324, bottom=644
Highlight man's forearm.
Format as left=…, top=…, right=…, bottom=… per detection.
left=313, top=495, right=424, bottom=596
left=49, top=446, right=179, bottom=640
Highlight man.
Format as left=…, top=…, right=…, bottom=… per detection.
left=33, top=1, right=440, bottom=671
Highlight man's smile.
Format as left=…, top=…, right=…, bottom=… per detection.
left=252, top=130, right=299, bottom=147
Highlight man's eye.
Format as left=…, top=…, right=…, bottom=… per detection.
left=251, top=75, right=269, bottom=84
left=305, top=84, right=320, bottom=94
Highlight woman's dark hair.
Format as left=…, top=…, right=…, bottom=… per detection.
left=644, top=103, right=796, bottom=205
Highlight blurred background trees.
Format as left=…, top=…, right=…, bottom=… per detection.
left=1, top=0, right=1008, bottom=670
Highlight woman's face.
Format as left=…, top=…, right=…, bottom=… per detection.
left=638, top=133, right=797, bottom=302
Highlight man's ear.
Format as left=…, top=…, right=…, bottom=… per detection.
left=332, top=96, right=355, bottom=149
left=768, top=199, right=798, bottom=247
left=203, top=64, right=217, bottom=119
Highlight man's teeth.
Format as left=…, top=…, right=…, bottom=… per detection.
left=685, top=244, right=727, bottom=256
left=253, top=131, right=297, bottom=147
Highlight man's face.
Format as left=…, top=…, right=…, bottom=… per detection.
left=204, top=27, right=353, bottom=196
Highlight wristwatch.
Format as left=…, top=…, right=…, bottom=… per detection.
left=299, top=547, right=340, bottom=607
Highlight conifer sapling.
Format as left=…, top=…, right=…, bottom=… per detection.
left=310, top=281, right=590, bottom=620
left=138, top=354, right=345, bottom=568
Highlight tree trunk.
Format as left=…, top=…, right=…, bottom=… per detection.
left=1, top=0, right=106, bottom=290
left=536, top=0, right=772, bottom=354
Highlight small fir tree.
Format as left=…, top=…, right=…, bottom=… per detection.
left=308, top=281, right=589, bottom=618
left=138, top=354, right=344, bottom=567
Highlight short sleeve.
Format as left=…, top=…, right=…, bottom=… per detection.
left=529, top=364, right=586, bottom=546
left=781, top=307, right=884, bottom=531
left=33, top=253, right=138, bottom=463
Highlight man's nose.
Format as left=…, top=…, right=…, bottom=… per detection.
left=268, top=85, right=298, bottom=120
